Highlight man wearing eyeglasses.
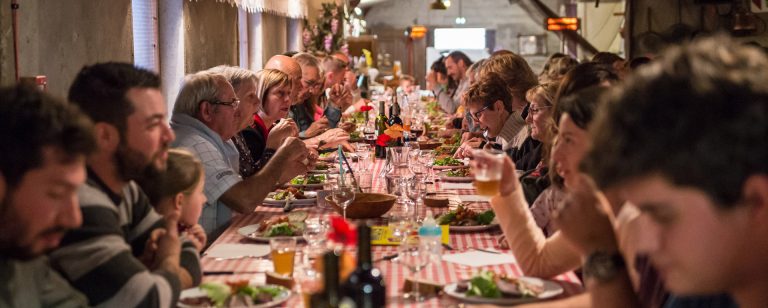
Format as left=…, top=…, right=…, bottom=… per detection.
left=171, top=72, right=311, bottom=239
left=463, top=74, right=528, bottom=155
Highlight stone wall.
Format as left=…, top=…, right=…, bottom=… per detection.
left=0, top=0, right=133, bottom=97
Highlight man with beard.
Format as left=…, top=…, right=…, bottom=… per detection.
left=49, top=62, right=200, bottom=307
left=0, top=85, right=94, bottom=307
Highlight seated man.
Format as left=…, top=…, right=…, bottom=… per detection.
left=171, top=72, right=310, bottom=238
left=50, top=62, right=200, bottom=306
left=0, top=85, right=94, bottom=307
left=562, top=36, right=765, bottom=307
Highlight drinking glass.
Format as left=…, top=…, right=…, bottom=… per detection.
left=355, top=143, right=371, bottom=172
left=387, top=207, right=414, bottom=243
left=302, top=219, right=327, bottom=250
left=398, top=235, right=431, bottom=302
left=332, top=183, right=356, bottom=220
left=294, top=260, right=322, bottom=308
left=270, top=237, right=297, bottom=276
left=356, top=171, right=374, bottom=193
left=471, top=149, right=505, bottom=196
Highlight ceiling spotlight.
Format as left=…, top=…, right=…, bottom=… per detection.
left=430, top=0, right=448, bottom=10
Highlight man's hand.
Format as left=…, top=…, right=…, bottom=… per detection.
left=554, top=174, right=619, bottom=254
left=329, top=84, right=353, bottom=111
left=273, top=137, right=310, bottom=183
left=339, top=122, right=356, bottom=133
left=185, top=224, right=207, bottom=252
left=304, top=117, right=329, bottom=138
left=316, top=128, right=350, bottom=149
left=267, top=118, right=299, bottom=149
left=454, top=137, right=483, bottom=159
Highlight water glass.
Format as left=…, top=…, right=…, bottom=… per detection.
left=356, top=171, right=374, bottom=193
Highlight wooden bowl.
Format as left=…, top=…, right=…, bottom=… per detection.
left=424, top=196, right=450, bottom=208
left=326, top=193, right=397, bottom=219
left=418, top=141, right=442, bottom=150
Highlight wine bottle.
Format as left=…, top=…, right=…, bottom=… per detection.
left=374, top=100, right=388, bottom=159
left=341, top=224, right=386, bottom=308
left=388, top=96, right=403, bottom=146
left=310, top=251, right=341, bottom=308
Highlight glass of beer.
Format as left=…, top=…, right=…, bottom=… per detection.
left=270, top=237, right=297, bottom=276
left=471, top=149, right=505, bottom=196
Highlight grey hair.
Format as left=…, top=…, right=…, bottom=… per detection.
left=293, top=52, right=322, bottom=73
left=173, top=72, right=228, bottom=117
left=207, top=65, right=258, bottom=90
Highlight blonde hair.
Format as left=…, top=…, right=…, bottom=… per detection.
left=141, top=149, right=203, bottom=205
left=255, top=69, right=291, bottom=108
left=173, top=72, right=228, bottom=117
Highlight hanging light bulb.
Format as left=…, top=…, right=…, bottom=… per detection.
left=454, top=0, right=465, bottom=25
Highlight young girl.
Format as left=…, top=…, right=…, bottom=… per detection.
left=142, top=149, right=207, bottom=251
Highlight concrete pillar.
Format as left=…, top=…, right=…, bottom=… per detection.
left=248, top=12, right=263, bottom=70
left=158, top=0, right=184, bottom=112
left=238, top=9, right=249, bottom=68
left=287, top=18, right=303, bottom=53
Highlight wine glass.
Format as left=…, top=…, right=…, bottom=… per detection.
left=420, top=150, right=436, bottom=183
left=406, top=179, right=426, bottom=222
left=397, top=235, right=431, bottom=302
left=332, top=183, right=356, bottom=220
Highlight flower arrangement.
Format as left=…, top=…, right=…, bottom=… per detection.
left=328, top=216, right=357, bottom=247
left=376, top=123, right=406, bottom=147
left=303, top=2, right=349, bottom=54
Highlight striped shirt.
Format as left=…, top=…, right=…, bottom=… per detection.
left=495, top=112, right=527, bottom=151
left=49, top=170, right=201, bottom=307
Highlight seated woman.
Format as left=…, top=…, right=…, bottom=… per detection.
left=483, top=86, right=607, bottom=279
left=212, top=67, right=298, bottom=178
left=139, top=149, right=207, bottom=287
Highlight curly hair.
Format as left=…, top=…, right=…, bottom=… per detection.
left=477, top=53, right=538, bottom=105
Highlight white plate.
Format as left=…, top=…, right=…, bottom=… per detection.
left=238, top=224, right=304, bottom=243
left=438, top=170, right=473, bottom=182
left=443, top=277, right=564, bottom=305
left=178, top=283, right=291, bottom=308
left=449, top=224, right=499, bottom=232
left=263, top=191, right=317, bottom=206
left=433, top=164, right=466, bottom=170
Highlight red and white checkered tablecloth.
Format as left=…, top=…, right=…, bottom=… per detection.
left=200, top=158, right=583, bottom=307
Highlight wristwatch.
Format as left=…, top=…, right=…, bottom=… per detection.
left=583, top=250, right=626, bottom=283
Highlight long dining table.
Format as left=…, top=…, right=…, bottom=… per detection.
left=199, top=158, right=583, bottom=307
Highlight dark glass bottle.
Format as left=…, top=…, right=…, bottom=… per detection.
left=374, top=100, right=388, bottom=158
left=388, top=96, right=403, bottom=146
left=310, top=252, right=341, bottom=308
left=342, top=224, right=386, bottom=308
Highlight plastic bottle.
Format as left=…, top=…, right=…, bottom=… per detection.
left=418, top=210, right=442, bottom=262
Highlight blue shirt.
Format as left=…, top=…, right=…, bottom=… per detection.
left=171, top=113, right=242, bottom=238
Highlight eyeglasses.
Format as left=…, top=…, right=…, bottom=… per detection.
left=209, top=98, right=241, bottom=110
left=528, top=105, right=551, bottom=116
left=303, top=79, right=322, bottom=88
left=471, top=104, right=493, bottom=120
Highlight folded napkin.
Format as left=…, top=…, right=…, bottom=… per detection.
left=458, top=195, right=491, bottom=203
left=440, top=182, right=475, bottom=190
left=204, top=243, right=270, bottom=259
left=442, top=250, right=515, bottom=267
